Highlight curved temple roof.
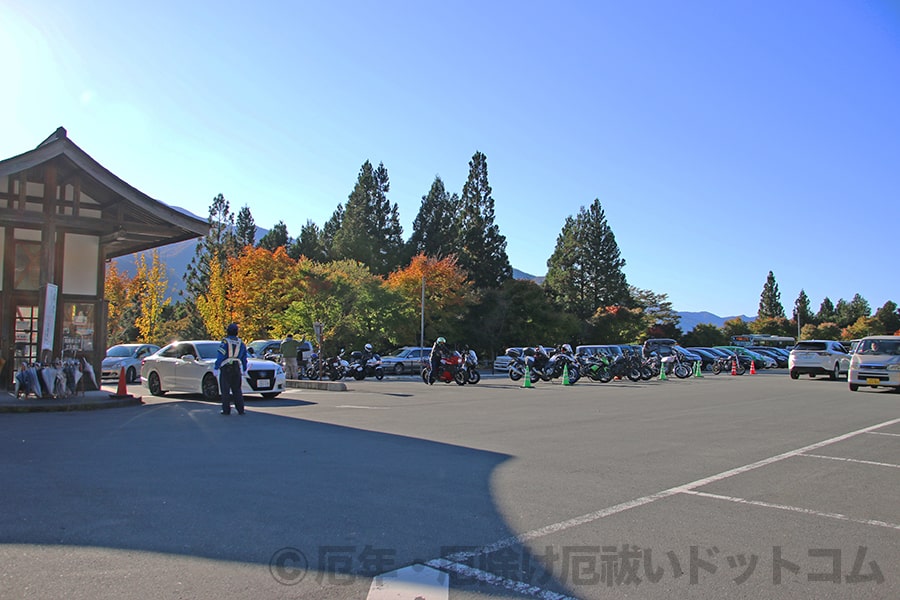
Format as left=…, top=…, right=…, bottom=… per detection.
left=0, top=127, right=208, bottom=258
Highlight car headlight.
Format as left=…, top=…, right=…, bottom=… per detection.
left=275, top=364, right=285, bottom=374
left=887, top=363, right=900, bottom=372
left=850, top=355, right=860, bottom=368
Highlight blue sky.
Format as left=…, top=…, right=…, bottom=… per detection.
left=3, top=1, right=899, bottom=317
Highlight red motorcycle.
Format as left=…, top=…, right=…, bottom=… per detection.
left=421, top=351, right=467, bottom=385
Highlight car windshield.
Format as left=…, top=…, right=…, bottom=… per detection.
left=858, top=340, right=900, bottom=355
left=247, top=341, right=273, bottom=355
left=106, top=345, right=136, bottom=358
left=194, top=342, right=221, bottom=359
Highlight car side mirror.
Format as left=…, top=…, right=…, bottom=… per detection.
left=180, top=354, right=196, bottom=361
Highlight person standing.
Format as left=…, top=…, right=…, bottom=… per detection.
left=214, top=323, right=248, bottom=415
left=280, top=333, right=300, bottom=379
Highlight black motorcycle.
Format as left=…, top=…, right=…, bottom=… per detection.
left=538, top=344, right=580, bottom=383
left=322, top=349, right=349, bottom=381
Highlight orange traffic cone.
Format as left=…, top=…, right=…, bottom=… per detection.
left=749, top=360, right=756, bottom=375
left=109, top=365, right=136, bottom=400
left=731, top=359, right=737, bottom=376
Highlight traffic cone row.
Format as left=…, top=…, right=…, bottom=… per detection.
left=693, top=361, right=704, bottom=378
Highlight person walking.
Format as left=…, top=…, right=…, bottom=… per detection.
left=214, top=323, right=248, bottom=415
left=280, top=333, right=300, bottom=379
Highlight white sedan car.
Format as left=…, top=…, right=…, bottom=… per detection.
left=141, top=340, right=286, bottom=401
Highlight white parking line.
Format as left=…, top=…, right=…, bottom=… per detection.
left=446, top=417, right=900, bottom=563
left=683, top=489, right=900, bottom=530
left=867, top=431, right=900, bottom=438
left=801, top=453, right=900, bottom=469
left=369, top=416, right=900, bottom=599
left=425, top=558, right=576, bottom=600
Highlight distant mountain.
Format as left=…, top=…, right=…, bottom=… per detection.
left=513, top=268, right=545, bottom=285
left=677, top=311, right=756, bottom=332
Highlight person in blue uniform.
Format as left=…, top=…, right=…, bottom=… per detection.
left=214, top=323, right=248, bottom=415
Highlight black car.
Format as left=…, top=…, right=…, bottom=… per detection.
left=749, top=346, right=789, bottom=368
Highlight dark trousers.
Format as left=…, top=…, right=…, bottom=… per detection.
left=219, top=366, right=244, bottom=414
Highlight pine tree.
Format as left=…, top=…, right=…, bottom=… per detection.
left=544, top=199, right=630, bottom=320
left=836, top=293, right=870, bottom=327
left=407, top=176, right=460, bottom=259
left=757, top=271, right=785, bottom=319
left=235, top=205, right=256, bottom=249
left=321, top=205, right=344, bottom=261
left=184, top=193, right=239, bottom=303
left=456, top=151, right=511, bottom=288
left=288, top=219, right=326, bottom=261
left=793, top=289, right=814, bottom=326
left=332, top=161, right=404, bottom=275
left=258, top=220, right=290, bottom=251
left=816, top=297, right=836, bottom=323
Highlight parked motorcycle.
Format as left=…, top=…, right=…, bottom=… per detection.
left=539, top=344, right=580, bottom=383
left=577, top=352, right=613, bottom=383
left=324, top=349, right=350, bottom=381
left=711, top=354, right=746, bottom=375
left=305, top=351, right=321, bottom=380
left=422, top=351, right=467, bottom=385
left=506, top=347, right=530, bottom=382
left=607, top=353, right=642, bottom=382
left=348, top=350, right=384, bottom=381
left=462, top=347, right=480, bottom=384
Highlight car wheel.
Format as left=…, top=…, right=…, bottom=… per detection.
left=831, top=363, right=840, bottom=381
left=147, top=372, right=165, bottom=396
left=393, top=363, right=404, bottom=375
left=201, top=373, right=220, bottom=402
left=789, top=369, right=799, bottom=380
left=126, top=366, right=138, bottom=384
left=849, top=383, right=859, bottom=392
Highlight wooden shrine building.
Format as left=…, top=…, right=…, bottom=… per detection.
left=0, top=127, right=208, bottom=390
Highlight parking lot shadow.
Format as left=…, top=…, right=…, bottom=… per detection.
left=0, top=400, right=567, bottom=596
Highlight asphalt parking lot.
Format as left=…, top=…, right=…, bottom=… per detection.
left=1, top=371, right=898, bottom=599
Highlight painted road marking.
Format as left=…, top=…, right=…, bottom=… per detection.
left=425, top=558, right=575, bottom=600
left=683, top=489, right=900, bottom=530
left=368, top=417, right=900, bottom=599
left=801, top=452, right=900, bottom=469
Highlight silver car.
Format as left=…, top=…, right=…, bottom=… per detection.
left=141, top=340, right=286, bottom=401
left=102, top=343, right=160, bottom=383
left=848, top=336, right=900, bottom=392
left=379, top=346, right=431, bottom=375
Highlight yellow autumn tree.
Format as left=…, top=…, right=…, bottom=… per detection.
left=133, top=249, right=171, bottom=344
left=196, top=253, right=232, bottom=338
left=104, top=261, right=132, bottom=346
